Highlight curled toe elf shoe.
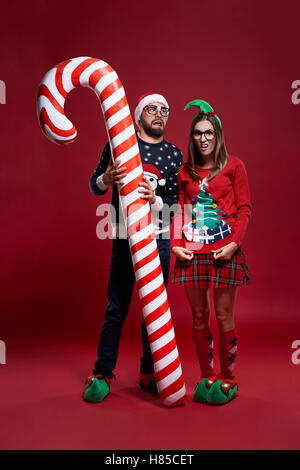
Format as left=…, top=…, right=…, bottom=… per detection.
left=206, top=375, right=238, bottom=405
left=83, top=374, right=112, bottom=403
left=193, top=375, right=218, bottom=403
left=138, top=373, right=159, bottom=395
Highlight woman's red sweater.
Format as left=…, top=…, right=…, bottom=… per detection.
left=171, top=155, right=252, bottom=253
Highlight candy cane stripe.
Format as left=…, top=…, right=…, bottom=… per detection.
left=89, top=65, right=113, bottom=89
left=159, top=374, right=185, bottom=399
left=38, top=85, right=64, bottom=114
left=131, top=238, right=157, bottom=266
left=100, top=78, right=123, bottom=103
left=102, top=86, right=125, bottom=111
left=151, top=328, right=175, bottom=353
left=104, top=96, right=128, bottom=121
left=128, top=213, right=152, bottom=239
left=161, top=381, right=185, bottom=406
left=140, top=281, right=166, bottom=308
left=111, top=124, right=135, bottom=149
left=147, top=312, right=172, bottom=337
left=156, top=364, right=182, bottom=391
left=55, top=60, right=71, bottom=99
left=71, top=58, right=100, bottom=86
left=135, top=256, right=161, bottom=282
left=144, top=299, right=169, bottom=326
left=113, top=133, right=136, bottom=158
left=154, top=347, right=178, bottom=373
left=164, top=386, right=186, bottom=407
left=120, top=162, right=143, bottom=188
left=133, top=247, right=159, bottom=273
left=121, top=186, right=142, bottom=206
left=155, top=358, right=181, bottom=387
left=40, top=108, right=75, bottom=139
left=109, top=115, right=132, bottom=139
left=152, top=337, right=177, bottom=359
left=143, top=290, right=168, bottom=317
left=139, top=274, right=164, bottom=299
left=78, top=61, right=108, bottom=86
left=106, top=105, right=131, bottom=130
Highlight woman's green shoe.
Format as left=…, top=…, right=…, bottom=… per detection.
left=193, top=377, right=216, bottom=403
left=206, top=377, right=238, bottom=405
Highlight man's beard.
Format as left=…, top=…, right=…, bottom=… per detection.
left=139, top=116, right=165, bottom=138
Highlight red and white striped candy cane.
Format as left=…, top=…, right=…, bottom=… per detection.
left=37, top=57, right=186, bottom=406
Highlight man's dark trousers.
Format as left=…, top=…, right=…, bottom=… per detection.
left=93, top=235, right=170, bottom=378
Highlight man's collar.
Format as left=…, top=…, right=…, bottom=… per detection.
left=136, top=130, right=165, bottom=146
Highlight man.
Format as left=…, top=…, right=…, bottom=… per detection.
left=84, top=92, right=183, bottom=403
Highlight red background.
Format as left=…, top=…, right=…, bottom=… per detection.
left=0, top=0, right=300, bottom=450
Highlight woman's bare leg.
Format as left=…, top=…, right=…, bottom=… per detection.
left=185, top=287, right=210, bottom=329
left=213, top=286, right=237, bottom=332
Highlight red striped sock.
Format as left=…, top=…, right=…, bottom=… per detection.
left=192, top=327, right=214, bottom=378
left=219, top=329, right=238, bottom=379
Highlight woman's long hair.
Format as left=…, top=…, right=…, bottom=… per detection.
left=186, top=113, right=228, bottom=182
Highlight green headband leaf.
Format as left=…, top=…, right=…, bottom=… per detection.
left=184, top=99, right=222, bottom=129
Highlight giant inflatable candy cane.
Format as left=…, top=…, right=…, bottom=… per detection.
left=37, top=57, right=186, bottom=406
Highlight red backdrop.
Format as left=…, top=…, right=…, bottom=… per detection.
left=1, top=0, right=299, bottom=342
left=1, top=0, right=300, bottom=452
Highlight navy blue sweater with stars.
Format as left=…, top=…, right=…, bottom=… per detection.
left=89, top=133, right=183, bottom=235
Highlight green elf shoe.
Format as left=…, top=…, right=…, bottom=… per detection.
left=139, top=373, right=159, bottom=395
left=193, top=377, right=217, bottom=403
left=83, top=375, right=112, bottom=403
left=206, top=376, right=238, bottom=405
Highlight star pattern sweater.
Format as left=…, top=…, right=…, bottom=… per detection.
left=171, top=155, right=251, bottom=253
left=89, top=133, right=183, bottom=236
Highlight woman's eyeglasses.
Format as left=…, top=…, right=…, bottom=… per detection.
left=193, top=130, right=215, bottom=141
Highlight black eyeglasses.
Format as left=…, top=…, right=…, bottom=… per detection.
left=144, top=105, right=170, bottom=117
left=193, top=129, right=215, bottom=141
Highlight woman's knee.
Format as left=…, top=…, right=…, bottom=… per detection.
left=215, top=307, right=234, bottom=330
left=192, top=307, right=210, bottom=328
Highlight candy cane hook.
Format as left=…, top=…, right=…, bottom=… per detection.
left=37, top=57, right=186, bottom=406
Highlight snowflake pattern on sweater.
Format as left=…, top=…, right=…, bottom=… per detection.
left=89, top=133, right=183, bottom=235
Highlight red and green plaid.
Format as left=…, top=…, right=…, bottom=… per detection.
left=172, top=247, right=250, bottom=288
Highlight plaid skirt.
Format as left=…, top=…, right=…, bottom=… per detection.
left=172, top=246, right=250, bottom=288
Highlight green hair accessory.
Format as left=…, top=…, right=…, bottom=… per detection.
left=184, top=99, right=222, bottom=129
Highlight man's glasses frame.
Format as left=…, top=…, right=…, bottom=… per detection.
left=144, top=105, right=170, bottom=117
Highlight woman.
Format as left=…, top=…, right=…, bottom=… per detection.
left=171, top=99, right=251, bottom=405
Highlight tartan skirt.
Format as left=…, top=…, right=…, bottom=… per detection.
left=172, top=246, right=250, bottom=288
